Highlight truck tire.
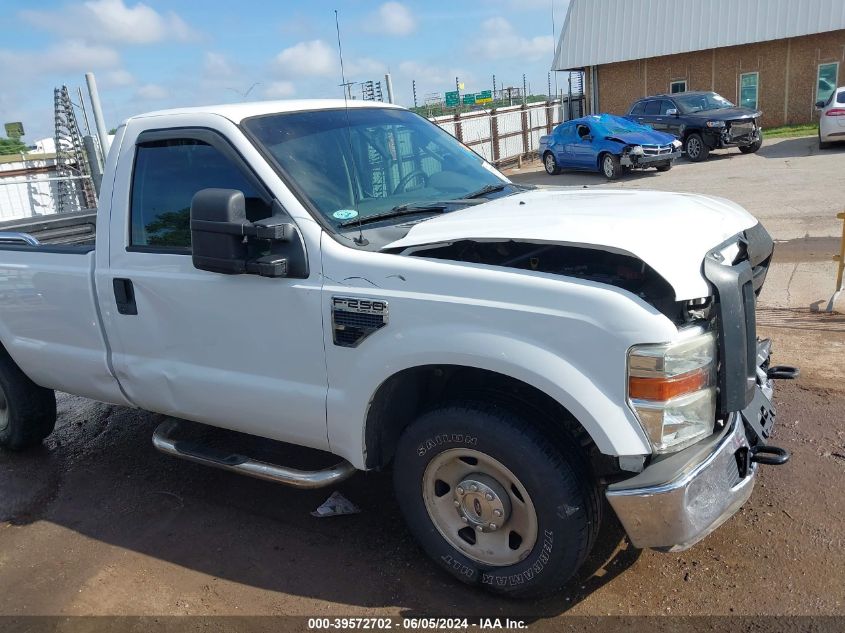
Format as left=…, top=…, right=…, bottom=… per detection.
left=655, top=161, right=673, bottom=172
left=0, top=349, right=57, bottom=451
left=684, top=133, right=710, bottom=162
left=393, top=402, right=601, bottom=598
left=600, top=153, right=622, bottom=180
left=543, top=151, right=560, bottom=175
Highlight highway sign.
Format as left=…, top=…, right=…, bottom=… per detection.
left=445, top=91, right=459, bottom=107
left=476, top=90, right=493, bottom=104
left=462, top=93, right=476, bottom=105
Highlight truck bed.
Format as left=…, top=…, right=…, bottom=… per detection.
left=0, top=210, right=96, bottom=248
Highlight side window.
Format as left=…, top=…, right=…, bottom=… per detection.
left=670, top=79, right=687, bottom=94
left=577, top=124, right=591, bottom=139
left=817, top=62, right=839, bottom=104
left=740, top=72, right=759, bottom=109
left=659, top=99, right=675, bottom=115
left=644, top=100, right=661, bottom=115
left=130, top=139, right=269, bottom=249
left=838, top=91, right=845, bottom=105
left=629, top=101, right=646, bottom=115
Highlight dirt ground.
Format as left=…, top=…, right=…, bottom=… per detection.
left=1, top=136, right=845, bottom=628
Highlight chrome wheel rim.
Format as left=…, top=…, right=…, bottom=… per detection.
left=603, top=156, right=614, bottom=178
left=544, top=154, right=555, bottom=173
left=422, top=448, right=538, bottom=566
left=0, top=384, right=8, bottom=433
left=687, top=137, right=700, bottom=158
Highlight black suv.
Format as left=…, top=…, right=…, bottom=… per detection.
left=626, top=91, right=763, bottom=162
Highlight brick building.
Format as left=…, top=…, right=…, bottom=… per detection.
left=552, top=0, right=845, bottom=128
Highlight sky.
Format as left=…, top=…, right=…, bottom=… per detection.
left=0, top=0, right=572, bottom=141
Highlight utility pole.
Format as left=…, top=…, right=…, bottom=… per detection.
left=548, top=72, right=552, bottom=101
left=456, top=76, right=461, bottom=111
left=522, top=74, right=527, bottom=105
left=493, top=74, right=497, bottom=104
left=384, top=73, right=394, bottom=104
left=412, top=80, right=418, bottom=108
left=85, top=72, right=110, bottom=160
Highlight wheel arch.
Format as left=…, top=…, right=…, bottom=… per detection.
left=363, top=364, right=616, bottom=473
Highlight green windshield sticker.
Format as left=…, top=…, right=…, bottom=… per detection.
left=332, top=209, right=359, bottom=220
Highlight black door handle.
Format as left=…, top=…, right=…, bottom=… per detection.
left=113, top=278, right=138, bottom=315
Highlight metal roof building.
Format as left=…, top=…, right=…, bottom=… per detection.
left=552, top=0, right=845, bottom=127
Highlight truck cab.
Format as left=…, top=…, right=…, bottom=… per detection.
left=0, top=100, right=794, bottom=598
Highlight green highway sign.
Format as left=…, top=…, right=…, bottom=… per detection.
left=444, top=91, right=459, bottom=107
left=476, top=90, right=493, bottom=104
left=4, top=122, right=24, bottom=139
left=462, top=93, right=476, bottom=105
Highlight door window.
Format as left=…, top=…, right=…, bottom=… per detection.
left=658, top=100, right=676, bottom=115
left=577, top=124, right=591, bottom=139
left=818, top=62, right=839, bottom=104
left=740, top=72, right=759, bottom=109
left=629, top=101, right=646, bottom=116
left=670, top=80, right=687, bottom=94
left=644, top=100, right=661, bottom=115
left=130, top=139, right=269, bottom=249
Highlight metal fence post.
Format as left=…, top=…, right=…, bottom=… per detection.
left=454, top=113, right=463, bottom=144
left=520, top=104, right=529, bottom=163
left=491, top=109, right=500, bottom=164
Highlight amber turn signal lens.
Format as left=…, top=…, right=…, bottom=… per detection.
left=628, top=368, right=708, bottom=402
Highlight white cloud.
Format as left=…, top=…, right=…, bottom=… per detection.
left=20, top=0, right=196, bottom=45
left=136, top=84, right=169, bottom=100
left=203, top=52, right=236, bottom=78
left=470, top=17, right=554, bottom=62
left=373, top=2, right=416, bottom=36
left=101, top=69, right=135, bottom=87
left=275, top=40, right=336, bottom=77
left=264, top=81, right=297, bottom=98
left=0, top=40, right=120, bottom=75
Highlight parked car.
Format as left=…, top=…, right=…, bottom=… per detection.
left=626, top=91, right=763, bottom=162
left=0, top=100, right=795, bottom=598
left=816, top=86, right=845, bottom=149
left=539, top=114, right=681, bottom=179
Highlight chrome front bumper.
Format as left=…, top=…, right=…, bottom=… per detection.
left=606, top=414, right=756, bottom=551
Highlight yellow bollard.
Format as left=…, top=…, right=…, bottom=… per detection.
left=835, top=212, right=845, bottom=292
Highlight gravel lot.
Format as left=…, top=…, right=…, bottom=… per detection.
left=1, top=135, right=844, bottom=628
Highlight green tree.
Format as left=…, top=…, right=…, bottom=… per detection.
left=0, top=137, right=27, bottom=155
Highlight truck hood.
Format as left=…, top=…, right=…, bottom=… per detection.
left=382, top=188, right=759, bottom=301
left=687, top=107, right=761, bottom=121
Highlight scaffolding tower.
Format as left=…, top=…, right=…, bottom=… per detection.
left=53, top=85, right=97, bottom=214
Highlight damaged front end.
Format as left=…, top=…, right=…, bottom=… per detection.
left=392, top=239, right=698, bottom=325
left=618, top=139, right=683, bottom=168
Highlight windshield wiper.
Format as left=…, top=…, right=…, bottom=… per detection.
left=339, top=203, right=447, bottom=227
left=462, top=182, right=532, bottom=199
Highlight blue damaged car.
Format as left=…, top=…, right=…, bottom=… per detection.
left=538, top=114, right=682, bottom=180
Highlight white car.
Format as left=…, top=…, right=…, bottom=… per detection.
left=817, top=86, right=845, bottom=149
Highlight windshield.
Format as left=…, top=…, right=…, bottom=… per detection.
left=242, top=108, right=504, bottom=228
left=674, top=92, right=735, bottom=113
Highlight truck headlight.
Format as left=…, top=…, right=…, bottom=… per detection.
left=672, top=139, right=682, bottom=150
left=705, top=120, right=725, bottom=128
left=630, top=146, right=644, bottom=155
left=627, top=329, right=717, bottom=453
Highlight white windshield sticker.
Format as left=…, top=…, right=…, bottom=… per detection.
left=332, top=209, right=359, bottom=220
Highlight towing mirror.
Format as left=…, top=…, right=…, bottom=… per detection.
left=190, top=188, right=308, bottom=278
left=815, top=100, right=826, bottom=109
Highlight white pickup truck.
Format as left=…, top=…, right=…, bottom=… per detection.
left=0, top=100, right=796, bottom=598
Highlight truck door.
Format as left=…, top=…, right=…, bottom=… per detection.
left=102, top=126, right=330, bottom=451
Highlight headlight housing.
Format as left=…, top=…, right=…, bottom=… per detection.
left=672, top=139, right=683, bottom=150
left=629, top=145, right=644, bottom=155
left=705, top=120, right=726, bottom=128
left=627, top=329, right=717, bottom=453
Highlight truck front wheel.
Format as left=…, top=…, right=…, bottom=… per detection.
left=393, top=402, right=600, bottom=598
left=0, top=350, right=56, bottom=451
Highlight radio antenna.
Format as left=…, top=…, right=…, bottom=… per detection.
left=334, top=9, right=367, bottom=246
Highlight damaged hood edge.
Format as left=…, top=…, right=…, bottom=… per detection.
left=381, top=189, right=760, bottom=301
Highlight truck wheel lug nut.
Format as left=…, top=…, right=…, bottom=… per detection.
left=485, top=493, right=494, bottom=501
left=470, top=484, right=478, bottom=492
left=456, top=487, right=464, bottom=495
left=453, top=500, right=460, bottom=507
left=493, top=509, right=502, bottom=517
left=489, top=523, right=497, bottom=530
left=461, top=516, right=468, bottom=523
left=475, top=525, right=483, bottom=532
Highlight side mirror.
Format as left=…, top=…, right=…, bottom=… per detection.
left=190, top=188, right=307, bottom=278
left=666, top=108, right=678, bottom=116
left=815, top=100, right=826, bottom=109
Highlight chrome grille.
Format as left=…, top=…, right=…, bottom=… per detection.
left=642, top=144, right=675, bottom=156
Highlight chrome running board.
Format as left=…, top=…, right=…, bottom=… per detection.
left=152, top=419, right=356, bottom=489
